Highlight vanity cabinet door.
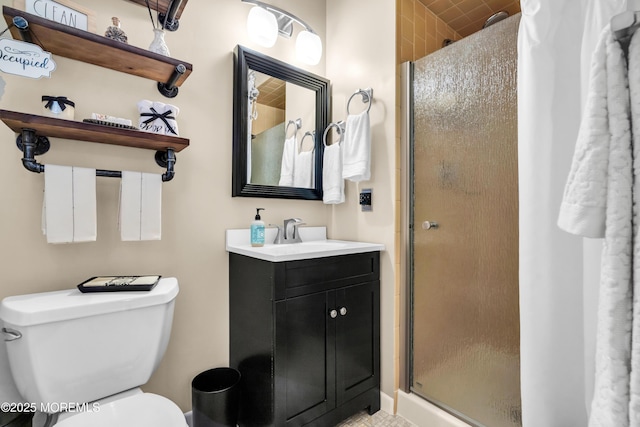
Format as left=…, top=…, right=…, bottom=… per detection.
left=335, top=280, right=380, bottom=407
left=275, top=291, right=336, bottom=426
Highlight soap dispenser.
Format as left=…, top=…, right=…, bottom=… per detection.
left=251, top=208, right=266, bottom=247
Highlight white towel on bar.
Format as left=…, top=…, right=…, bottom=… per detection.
left=294, top=150, right=314, bottom=188
left=278, top=136, right=296, bottom=186
left=119, top=171, right=162, bottom=241
left=42, top=164, right=96, bottom=244
left=323, top=143, right=344, bottom=204
left=342, top=111, right=371, bottom=181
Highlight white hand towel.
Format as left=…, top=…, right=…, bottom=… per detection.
left=278, top=136, right=296, bottom=186
left=294, top=150, right=314, bottom=188
left=323, top=143, right=344, bottom=204
left=119, top=171, right=162, bottom=241
left=342, top=111, right=371, bottom=182
left=42, top=164, right=96, bottom=243
left=163, top=102, right=179, bottom=136
left=137, top=99, right=155, bottom=133
left=152, top=101, right=168, bottom=134
left=138, top=100, right=176, bottom=135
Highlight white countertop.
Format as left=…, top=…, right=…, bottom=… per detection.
left=226, top=227, right=385, bottom=262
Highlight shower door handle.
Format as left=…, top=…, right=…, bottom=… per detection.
left=422, top=221, right=439, bottom=230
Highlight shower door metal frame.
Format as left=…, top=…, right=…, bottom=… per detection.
left=400, top=60, right=413, bottom=394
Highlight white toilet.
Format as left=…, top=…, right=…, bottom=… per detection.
left=0, top=277, right=187, bottom=427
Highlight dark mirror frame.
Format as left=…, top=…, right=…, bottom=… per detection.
left=232, top=45, right=330, bottom=199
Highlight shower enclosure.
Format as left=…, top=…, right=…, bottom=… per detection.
left=402, top=15, right=521, bottom=427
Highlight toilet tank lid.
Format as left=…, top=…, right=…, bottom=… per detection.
left=0, top=277, right=179, bottom=327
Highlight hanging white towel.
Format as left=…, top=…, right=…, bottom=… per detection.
left=278, top=136, right=296, bottom=186
left=626, top=28, right=640, bottom=426
left=294, top=150, right=314, bottom=188
left=42, top=164, right=96, bottom=243
left=323, top=143, right=344, bottom=204
left=119, top=171, right=162, bottom=241
left=558, top=26, right=634, bottom=427
left=342, top=111, right=371, bottom=182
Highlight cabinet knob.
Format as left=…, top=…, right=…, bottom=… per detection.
left=339, top=307, right=347, bottom=316
left=329, top=309, right=338, bottom=319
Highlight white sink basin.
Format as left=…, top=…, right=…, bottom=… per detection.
left=226, top=227, right=384, bottom=262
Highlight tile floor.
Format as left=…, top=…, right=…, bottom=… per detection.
left=337, top=410, right=416, bottom=427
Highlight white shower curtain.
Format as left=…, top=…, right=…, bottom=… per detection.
left=518, top=1, right=627, bottom=426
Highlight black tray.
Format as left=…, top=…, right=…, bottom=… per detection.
left=77, top=275, right=161, bottom=293
left=82, top=118, right=138, bottom=130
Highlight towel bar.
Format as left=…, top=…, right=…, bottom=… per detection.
left=285, top=118, right=302, bottom=139
left=322, top=121, right=345, bottom=147
left=16, top=128, right=177, bottom=182
left=347, top=88, right=373, bottom=115
left=299, top=130, right=316, bottom=153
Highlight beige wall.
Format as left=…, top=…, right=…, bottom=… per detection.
left=325, top=0, right=397, bottom=398
left=0, top=0, right=399, bottom=412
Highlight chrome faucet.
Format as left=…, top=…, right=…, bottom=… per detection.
left=270, top=218, right=305, bottom=244
left=284, top=218, right=305, bottom=242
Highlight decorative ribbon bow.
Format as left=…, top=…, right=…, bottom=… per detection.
left=140, top=107, right=177, bottom=135
left=42, top=96, right=75, bottom=111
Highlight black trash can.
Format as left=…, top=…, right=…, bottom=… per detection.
left=192, top=367, right=241, bottom=427
left=0, top=410, right=33, bottom=427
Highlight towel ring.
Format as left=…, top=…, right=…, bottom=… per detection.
left=322, top=121, right=345, bottom=147
left=285, top=118, right=302, bottom=139
left=299, top=131, right=316, bottom=153
left=347, top=88, right=373, bottom=115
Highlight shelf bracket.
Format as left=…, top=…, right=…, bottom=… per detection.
left=12, top=15, right=32, bottom=43
left=15, top=129, right=177, bottom=182
left=158, top=64, right=186, bottom=98
left=155, top=148, right=176, bottom=182
left=158, top=0, right=183, bottom=31
left=17, top=128, right=48, bottom=173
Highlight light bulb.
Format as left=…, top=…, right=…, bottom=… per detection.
left=295, top=30, right=322, bottom=65
left=247, top=6, right=278, bottom=48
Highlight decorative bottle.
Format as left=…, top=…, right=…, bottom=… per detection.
left=104, top=17, right=128, bottom=44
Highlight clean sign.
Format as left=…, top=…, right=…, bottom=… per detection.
left=0, top=38, right=56, bottom=79
left=24, top=0, right=89, bottom=31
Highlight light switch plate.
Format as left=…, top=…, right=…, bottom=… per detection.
left=359, top=188, right=372, bottom=211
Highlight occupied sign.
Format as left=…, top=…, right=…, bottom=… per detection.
left=0, top=38, right=56, bottom=79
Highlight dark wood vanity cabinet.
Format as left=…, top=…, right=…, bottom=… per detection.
left=229, top=251, right=380, bottom=427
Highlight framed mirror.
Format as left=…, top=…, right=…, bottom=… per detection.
left=232, top=45, right=330, bottom=199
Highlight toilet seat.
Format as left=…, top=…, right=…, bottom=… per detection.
left=54, top=392, right=187, bottom=427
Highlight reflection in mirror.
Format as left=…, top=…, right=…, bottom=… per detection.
left=233, top=45, right=330, bottom=200
left=247, top=71, right=316, bottom=188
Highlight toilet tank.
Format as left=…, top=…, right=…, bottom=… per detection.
left=0, top=277, right=179, bottom=408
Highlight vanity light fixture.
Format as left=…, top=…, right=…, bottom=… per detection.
left=241, top=0, right=323, bottom=65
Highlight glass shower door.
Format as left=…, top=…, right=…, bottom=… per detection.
left=410, top=15, right=521, bottom=427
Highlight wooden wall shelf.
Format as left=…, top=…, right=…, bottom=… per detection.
left=0, top=110, right=189, bottom=152
left=2, top=6, right=193, bottom=91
